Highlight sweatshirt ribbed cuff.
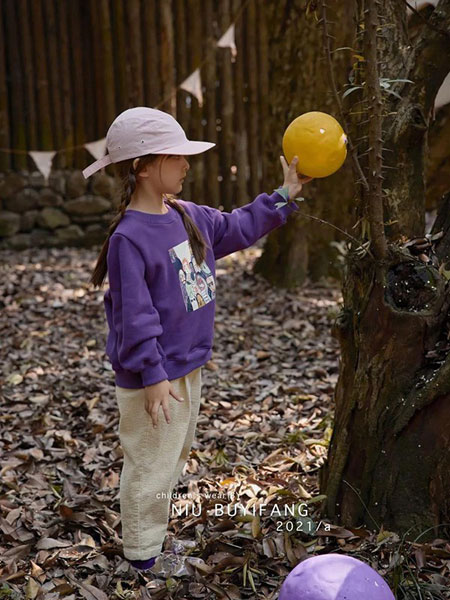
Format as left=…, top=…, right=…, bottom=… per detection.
left=273, top=185, right=290, bottom=201
left=141, top=362, right=169, bottom=387
left=270, top=190, right=300, bottom=220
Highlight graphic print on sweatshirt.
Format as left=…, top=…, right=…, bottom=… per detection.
left=168, top=238, right=216, bottom=312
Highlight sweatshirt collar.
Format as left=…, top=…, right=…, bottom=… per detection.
left=123, top=201, right=177, bottom=223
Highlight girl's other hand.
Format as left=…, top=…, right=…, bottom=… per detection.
left=279, top=155, right=314, bottom=200
left=144, top=380, right=185, bottom=427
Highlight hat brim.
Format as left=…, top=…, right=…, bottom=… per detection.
left=154, top=140, right=216, bottom=155
left=82, top=140, right=215, bottom=179
left=82, top=154, right=113, bottom=179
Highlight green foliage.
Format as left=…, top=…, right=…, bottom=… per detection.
left=342, top=77, right=414, bottom=100
left=0, top=584, right=21, bottom=600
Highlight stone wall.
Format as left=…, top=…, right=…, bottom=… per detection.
left=0, top=170, right=119, bottom=249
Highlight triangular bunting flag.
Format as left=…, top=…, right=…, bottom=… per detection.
left=180, top=69, right=203, bottom=107
left=84, top=138, right=107, bottom=160
left=406, top=0, right=439, bottom=13
left=217, top=24, right=237, bottom=62
left=29, top=151, right=57, bottom=184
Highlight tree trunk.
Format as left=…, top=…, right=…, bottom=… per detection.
left=320, top=238, right=450, bottom=539
left=319, top=0, right=450, bottom=541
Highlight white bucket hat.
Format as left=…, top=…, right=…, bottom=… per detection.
left=82, top=107, right=216, bottom=179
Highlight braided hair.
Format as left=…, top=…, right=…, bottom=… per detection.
left=89, top=153, right=211, bottom=289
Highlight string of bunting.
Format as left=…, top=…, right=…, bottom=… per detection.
left=2, top=0, right=448, bottom=183
left=0, top=0, right=251, bottom=183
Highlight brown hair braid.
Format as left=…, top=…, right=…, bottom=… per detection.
left=89, top=153, right=210, bottom=289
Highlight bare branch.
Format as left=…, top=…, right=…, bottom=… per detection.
left=364, top=0, right=388, bottom=259
left=318, top=0, right=369, bottom=192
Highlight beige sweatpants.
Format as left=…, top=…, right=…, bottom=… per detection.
left=115, top=365, right=202, bottom=560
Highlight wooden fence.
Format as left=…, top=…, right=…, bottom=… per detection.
left=0, top=0, right=276, bottom=211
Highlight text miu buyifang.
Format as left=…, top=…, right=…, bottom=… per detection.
left=168, top=501, right=312, bottom=518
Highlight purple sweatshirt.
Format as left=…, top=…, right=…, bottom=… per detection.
left=104, top=190, right=299, bottom=388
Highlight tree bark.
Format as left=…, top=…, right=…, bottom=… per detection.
left=319, top=0, right=450, bottom=541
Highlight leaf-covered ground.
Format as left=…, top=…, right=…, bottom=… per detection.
left=0, top=242, right=449, bottom=599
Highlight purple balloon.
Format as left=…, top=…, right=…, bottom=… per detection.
left=278, top=553, right=395, bottom=600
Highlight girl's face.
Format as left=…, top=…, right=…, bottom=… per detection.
left=139, top=154, right=190, bottom=194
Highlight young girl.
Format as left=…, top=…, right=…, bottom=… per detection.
left=84, top=106, right=313, bottom=573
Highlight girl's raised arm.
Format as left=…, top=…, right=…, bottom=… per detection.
left=198, top=190, right=300, bottom=260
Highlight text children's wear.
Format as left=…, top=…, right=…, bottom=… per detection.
left=104, top=190, right=299, bottom=389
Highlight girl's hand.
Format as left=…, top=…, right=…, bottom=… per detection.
left=280, top=155, right=314, bottom=200
left=144, top=380, right=185, bottom=427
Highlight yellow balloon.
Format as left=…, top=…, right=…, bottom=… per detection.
left=282, top=111, right=348, bottom=178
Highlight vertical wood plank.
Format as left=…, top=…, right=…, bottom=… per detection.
left=128, top=0, right=144, bottom=106
left=95, top=0, right=116, bottom=175
left=111, top=1, right=129, bottom=109
left=174, top=0, right=191, bottom=201
left=80, top=1, right=96, bottom=171
left=29, top=0, right=54, bottom=154
left=160, top=1, right=176, bottom=114
left=232, top=0, right=248, bottom=207
left=56, top=0, right=74, bottom=167
left=202, top=0, right=219, bottom=208
left=42, top=0, right=64, bottom=169
left=90, top=0, right=106, bottom=136
left=218, top=0, right=233, bottom=210
left=16, top=1, right=37, bottom=167
left=245, top=0, right=259, bottom=199
left=6, top=0, right=29, bottom=170
left=186, top=0, right=204, bottom=203
left=142, top=0, right=160, bottom=107
left=257, top=0, right=269, bottom=191
left=99, top=0, right=115, bottom=126
left=0, top=1, right=11, bottom=170
left=68, top=0, right=86, bottom=168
